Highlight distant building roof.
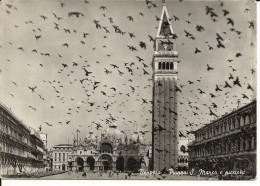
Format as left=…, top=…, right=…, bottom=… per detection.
left=194, top=99, right=256, bottom=133
left=0, top=99, right=30, bottom=132
left=53, top=144, right=73, bottom=147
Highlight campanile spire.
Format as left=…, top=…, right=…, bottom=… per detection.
left=156, top=1, right=174, bottom=37
left=162, top=0, right=166, bottom=6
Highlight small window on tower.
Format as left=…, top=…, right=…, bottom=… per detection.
left=170, top=62, right=173, bottom=69
left=162, top=62, right=166, bottom=69
left=166, top=62, right=169, bottom=69
left=158, top=62, right=162, bottom=69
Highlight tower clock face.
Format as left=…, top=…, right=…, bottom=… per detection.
left=158, top=41, right=173, bottom=51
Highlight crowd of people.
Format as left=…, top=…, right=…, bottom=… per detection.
left=2, top=170, right=66, bottom=178
left=67, top=169, right=136, bottom=179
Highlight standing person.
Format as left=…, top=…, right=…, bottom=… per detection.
left=117, top=171, right=119, bottom=178
left=218, top=173, right=223, bottom=180
left=128, top=171, right=131, bottom=178
left=125, top=172, right=128, bottom=179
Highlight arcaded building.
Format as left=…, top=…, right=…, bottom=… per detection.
left=0, top=100, right=45, bottom=176
left=188, top=100, right=256, bottom=178
left=177, top=138, right=189, bottom=171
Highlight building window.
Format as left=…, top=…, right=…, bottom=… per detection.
left=237, top=117, right=240, bottom=127
left=237, top=140, right=240, bottom=151
left=233, top=118, right=236, bottom=128
left=251, top=113, right=256, bottom=123
left=240, top=117, right=244, bottom=127
left=162, top=62, right=165, bottom=69
left=158, top=62, right=161, bottom=69
left=166, top=62, right=169, bottom=69
left=253, top=135, right=256, bottom=149
left=170, top=62, right=173, bottom=69
left=242, top=139, right=246, bottom=151
left=248, top=138, right=252, bottom=150
left=245, top=115, right=250, bottom=125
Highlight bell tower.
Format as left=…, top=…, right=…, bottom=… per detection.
left=152, top=2, right=179, bottom=171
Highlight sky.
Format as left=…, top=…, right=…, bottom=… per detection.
left=0, top=0, right=256, bottom=149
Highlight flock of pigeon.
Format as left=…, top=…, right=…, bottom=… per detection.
left=0, top=0, right=256, bottom=147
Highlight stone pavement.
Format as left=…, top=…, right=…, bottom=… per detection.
left=38, top=171, right=217, bottom=180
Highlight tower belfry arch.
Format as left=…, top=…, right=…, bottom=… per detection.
left=152, top=1, right=179, bottom=171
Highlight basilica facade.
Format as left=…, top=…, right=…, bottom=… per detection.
left=65, top=123, right=151, bottom=172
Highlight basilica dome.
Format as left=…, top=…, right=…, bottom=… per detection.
left=130, top=130, right=144, bottom=144
left=85, top=129, right=96, bottom=144
left=103, top=123, right=123, bottom=142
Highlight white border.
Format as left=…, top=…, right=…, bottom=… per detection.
left=1, top=1, right=259, bottom=186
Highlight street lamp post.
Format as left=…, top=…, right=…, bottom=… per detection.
left=76, top=129, right=80, bottom=148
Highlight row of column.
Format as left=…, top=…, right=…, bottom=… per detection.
left=190, top=157, right=256, bottom=177
left=70, top=160, right=116, bottom=171
left=195, top=134, right=256, bottom=157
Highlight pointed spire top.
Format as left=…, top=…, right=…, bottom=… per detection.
left=156, top=1, right=174, bottom=37
left=162, top=0, right=166, bottom=6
